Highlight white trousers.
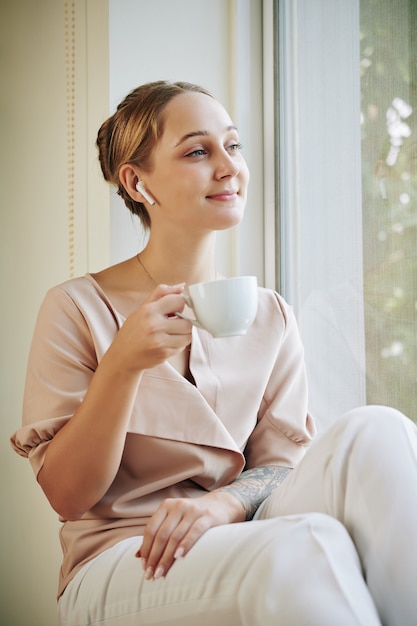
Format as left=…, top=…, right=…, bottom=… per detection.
left=58, top=406, right=417, bottom=626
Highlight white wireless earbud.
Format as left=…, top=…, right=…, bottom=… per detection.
left=135, top=181, right=155, bottom=205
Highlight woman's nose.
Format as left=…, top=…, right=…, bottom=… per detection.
left=214, top=151, right=240, bottom=179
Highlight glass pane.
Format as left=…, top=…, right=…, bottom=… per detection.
left=360, top=0, right=417, bottom=420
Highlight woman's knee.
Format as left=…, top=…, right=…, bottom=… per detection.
left=239, top=514, right=378, bottom=625
left=323, top=404, right=414, bottom=456
left=339, top=404, right=408, bottom=430
left=290, top=512, right=358, bottom=564
left=246, top=513, right=360, bottom=588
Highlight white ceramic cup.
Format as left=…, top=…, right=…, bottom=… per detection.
left=177, top=276, right=258, bottom=338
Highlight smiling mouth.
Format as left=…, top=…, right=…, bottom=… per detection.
left=207, top=191, right=239, bottom=200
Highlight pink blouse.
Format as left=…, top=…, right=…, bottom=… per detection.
left=11, top=274, right=316, bottom=597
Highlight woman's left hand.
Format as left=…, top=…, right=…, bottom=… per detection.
left=136, top=491, right=245, bottom=580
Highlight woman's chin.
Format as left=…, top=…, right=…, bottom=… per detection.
left=212, top=206, right=245, bottom=231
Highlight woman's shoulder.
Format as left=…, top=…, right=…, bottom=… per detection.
left=40, top=273, right=122, bottom=325
left=257, top=286, right=293, bottom=326
left=47, top=256, right=136, bottom=301
left=43, top=274, right=108, bottom=308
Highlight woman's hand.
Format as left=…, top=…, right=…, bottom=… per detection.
left=136, top=491, right=246, bottom=580
left=137, top=466, right=293, bottom=580
left=110, top=283, right=193, bottom=372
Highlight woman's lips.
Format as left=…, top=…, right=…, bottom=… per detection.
left=207, top=190, right=238, bottom=201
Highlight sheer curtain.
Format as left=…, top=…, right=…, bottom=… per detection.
left=277, top=0, right=416, bottom=429
left=277, top=0, right=365, bottom=431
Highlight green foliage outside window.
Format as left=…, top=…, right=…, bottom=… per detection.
left=360, top=0, right=417, bottom=421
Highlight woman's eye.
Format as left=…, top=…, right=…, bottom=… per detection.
left=186, top=148, right=207, bottom=158
left=185, top=142, right=242, bottom=158
left=227, top=142, right=243, bottom=153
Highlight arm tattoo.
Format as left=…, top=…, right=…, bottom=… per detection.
left=217, top=465, right=292, bottom=521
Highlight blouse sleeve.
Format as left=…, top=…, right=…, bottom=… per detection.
left=10, top=284, right=100, bottom=477
left=244, top=293, right=317, bottom=469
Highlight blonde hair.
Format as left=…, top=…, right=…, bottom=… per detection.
left=96, top=80, right=213, bottom=228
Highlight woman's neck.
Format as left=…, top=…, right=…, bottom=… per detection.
left=138, top=234, right=217, bottom=286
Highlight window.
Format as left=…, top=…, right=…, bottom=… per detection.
left=360, top=0, right=417, bottom=421
left=276, top=0, right=416, bottom=428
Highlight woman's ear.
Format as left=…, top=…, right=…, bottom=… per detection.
left=119, top=164, right=139, bottom=198
left=119, top=164, right=155, bottom=205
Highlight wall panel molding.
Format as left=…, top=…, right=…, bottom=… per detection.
left=65, top=0, right=76, bottom=276
left=1, top=2, right=110, bottom=624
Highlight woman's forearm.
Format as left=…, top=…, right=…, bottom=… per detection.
left=217, top=465, right=292, bottom=520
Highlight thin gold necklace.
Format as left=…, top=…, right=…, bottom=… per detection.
left=136, top=253, right=158, bottom=285
left=136, top=252, right=218, bottom=285
left=136, top=253, right=193, bottom=353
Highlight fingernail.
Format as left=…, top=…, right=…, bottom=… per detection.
left=174, top=546, right=185, bottom=559
left=144, top=567, right=154, bottom=581
left=154, top=566, right=164, bottom=579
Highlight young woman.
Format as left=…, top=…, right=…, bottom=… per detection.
left=11, top=81, right=417, bottom=626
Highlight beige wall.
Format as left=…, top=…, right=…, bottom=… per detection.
left=1, top=1, right=108, bottom=624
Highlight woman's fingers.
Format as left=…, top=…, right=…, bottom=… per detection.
left=142, top=287, right=192, bottom=337
left=138, top=499, right=185, bottom=578
left=143, top=521, right=190, bottom=580
left=114, top=284, right=193, bottom=371
left=145, top=283, right=186, bottom=308
left=137, top=497, right=222, bottom=580
left=150, top=514, right=213, bottom=579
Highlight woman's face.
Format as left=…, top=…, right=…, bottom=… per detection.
left=143, top=91, right=250, bottom=234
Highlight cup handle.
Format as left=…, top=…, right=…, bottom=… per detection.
left=175, top=292, right=203, bottom=328
left=175, top=310, right=204, bottom=329
left=182, top=291, right=192, bottom=308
